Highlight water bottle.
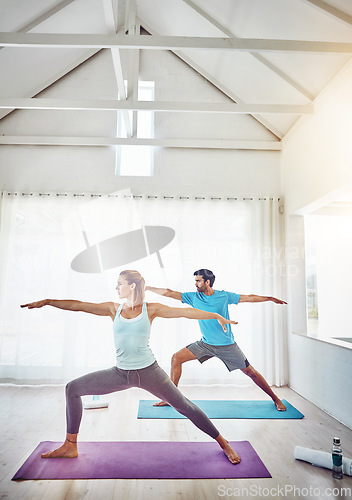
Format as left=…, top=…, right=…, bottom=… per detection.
left=332, top=437, right=343, bottom=479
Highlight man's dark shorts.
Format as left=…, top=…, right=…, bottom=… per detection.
left=186, top=340, right=250, bottom=371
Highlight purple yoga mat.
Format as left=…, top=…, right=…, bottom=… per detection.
left=12, top=440, right=271, bottom=480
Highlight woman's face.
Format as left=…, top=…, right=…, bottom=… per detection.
left=116, top=275, right=133, bottom=299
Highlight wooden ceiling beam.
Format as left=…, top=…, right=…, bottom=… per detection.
left=1, top=32, right=352, bottom=53
left=0, top=136, right=282, bottom=150
left=0, top=98, right=313, bottom=114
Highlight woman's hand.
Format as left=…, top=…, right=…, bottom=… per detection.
left=217, top=316, right=238, bottom=332
left=21, top=299, right=48, bottom=309
left=21, top=299, right=117, bottom=318
left=149, top=303, right=239, bottom=330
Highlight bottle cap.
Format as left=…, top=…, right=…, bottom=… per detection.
left=333, top=437, right=341, bottom=444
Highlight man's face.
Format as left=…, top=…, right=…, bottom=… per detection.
left=194, top=275, right=208, bottom=292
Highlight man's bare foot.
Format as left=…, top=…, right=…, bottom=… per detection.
left=153, top=400, right=170, bottom=407
left=41, top=440, right=78, bottom=458
left=216, top=435, right=240, bottom=464
left=274, top=399, right=286, bottom=411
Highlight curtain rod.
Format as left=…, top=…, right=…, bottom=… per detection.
left=1, top=191, right=281, bottom=201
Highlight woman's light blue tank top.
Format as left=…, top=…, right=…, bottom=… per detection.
left=113, top=301, right=156, bottom=370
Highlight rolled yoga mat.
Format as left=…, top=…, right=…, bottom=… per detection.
left=138, top=399, right=304, bottom=419
left=12, top=440, right=271, bottom=480
left=294, top=446, right=352, bottom=476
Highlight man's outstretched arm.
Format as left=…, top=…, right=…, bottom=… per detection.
left=145, top=286, right=182, bottom=302
left=238, top=294, right=287, bottom=304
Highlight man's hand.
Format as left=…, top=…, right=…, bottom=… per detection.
left=21, top=299, right=48, bottom=309
left=270, top=297, right=287, bottom=305
left=239, top=294, right=287, bottom=304
left=146, top=286, right=182, bottom=301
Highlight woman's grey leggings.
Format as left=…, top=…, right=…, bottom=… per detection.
left=65, top=361, right=219, bottom=439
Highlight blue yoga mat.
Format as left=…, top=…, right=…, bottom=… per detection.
left=138, top=399, right=304, bottom=419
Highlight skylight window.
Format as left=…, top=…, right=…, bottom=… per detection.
left=116, top=81, right=154, bottom=177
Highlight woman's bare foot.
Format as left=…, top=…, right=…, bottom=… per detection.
left=41, top=439, right=78, bottom=458
left=153, top=400, right=170, bottom=407
left=222, top=442, right=241, bottom=464
left=274, top=399, right=286, bottom=411
left=216, top=435, right=240, bottom=464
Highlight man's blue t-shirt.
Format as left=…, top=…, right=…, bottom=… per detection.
left=181, top=290, right=240, bottom=345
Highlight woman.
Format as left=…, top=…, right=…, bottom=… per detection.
left=21, top=270, right=240, bottom=464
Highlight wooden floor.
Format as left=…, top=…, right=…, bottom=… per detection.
left=1, top=384, right=351, bottom=500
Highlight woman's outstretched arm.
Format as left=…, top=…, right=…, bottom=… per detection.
left=148, top=303, right=238, bottom=332
left=21, top=299, right=117, bottom=319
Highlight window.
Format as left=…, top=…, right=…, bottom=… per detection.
left=304, top=216, right=319, bottom=337
left=116, top=81, right=154, bottom=177
left=304, top=213, right=352, bottom=341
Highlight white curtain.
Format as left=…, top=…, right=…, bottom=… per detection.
left=0, top=191, right=287, bottom=386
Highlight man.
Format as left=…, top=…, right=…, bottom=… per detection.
left=146, top=268, right=287, bottom=411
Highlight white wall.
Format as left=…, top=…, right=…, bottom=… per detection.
left=0, top=49, right=281, bottom=197
left=288, top=333, right=352, bottom=427
left=282, top=60, right=352, bottom=428
left=282, top=59, right=352, bottom=215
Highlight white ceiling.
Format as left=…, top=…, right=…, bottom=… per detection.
left=0, top=0, right=352, bottom=150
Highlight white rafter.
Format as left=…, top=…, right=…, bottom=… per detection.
left=0, top=136, right=281, bottom=150
left=181, top=0, right=314, bottom=101
left=126, top=0, right=139, bottom=137
left=303, top=0, right=352, bottom=26
left=1, top=32, right=352, bottom=52
left=0, top=98, right=313, bottom=114
left=103, top=0, right=132, bottom=138
left=116, top=0, right=127, bottom=33
left=102, top=0, right=117, bottom=33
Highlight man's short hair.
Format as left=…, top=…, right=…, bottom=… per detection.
left=193, top=269, right=215, bottom=287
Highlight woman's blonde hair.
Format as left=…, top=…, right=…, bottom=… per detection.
left=119, top=270, right=145, bottom=306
